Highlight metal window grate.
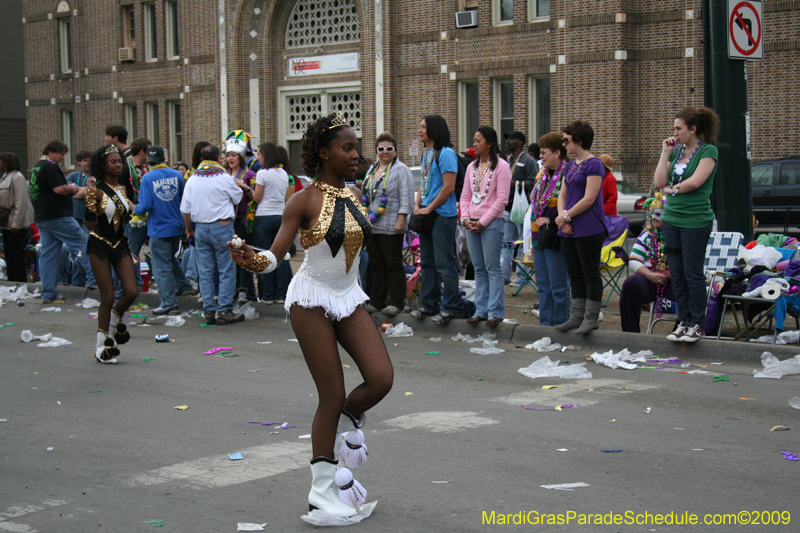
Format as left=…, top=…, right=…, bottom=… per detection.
left=285, top=0, right=360, bottom=49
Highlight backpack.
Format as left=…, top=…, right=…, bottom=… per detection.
left=429, top=148, right=467, bottom=199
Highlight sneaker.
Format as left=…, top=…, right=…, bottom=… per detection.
left=176, top=288, right=199, bottom=297
left=204, top=311, right=217, bottom=325
left=216, top=310, right=245, bottom=325
left=275, top=299, right=285, bottom=305
left=410, top=308, right=434, bottom=320
left=261, top=300, right=274, bottom=305
left=365, top=304, right=379, bottom=313
left=681, top=324, right=705, bottom=343
left=381, top=305, right=400, bottom=316
left=666, top=322, right=688, bottom=342
left=237, top=291, right=248, bottom=303
left=152, top=304, right=180, bottom=316
left=431, top=312, right=455, bottom=325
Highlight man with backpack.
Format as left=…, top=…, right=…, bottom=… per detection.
left=409, top=115, right=467, bottom=325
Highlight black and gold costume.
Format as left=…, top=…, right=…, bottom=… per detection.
left=85, top=185, right=132, bottom=262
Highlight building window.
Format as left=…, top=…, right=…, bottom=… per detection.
left=122, top=5, right=136, bottom=49
left=494, top=79, right=515, bottom=142
left=281, top=85, right=362, bottom=174
left=494, top=0, right=514, bottom=25
left=144, top=2, right=157, bottom=61
left=59, top=19, right=72, bottom=73
left=169, top=101, right=182, bottom=164
left=62, top=110, right=74, bottom=168
left=529, top=77, right=551, bottom=144
left=125, top=104, right=138, bottom=140
left=146, top=102, right=159, bottom=145
left=165, top=1, right=179, bottom=59
left=285, top=0, right=360, bottom=49
left=529, top=0, right=550, bottom=20
left=459, top=81, right=479, bottom=152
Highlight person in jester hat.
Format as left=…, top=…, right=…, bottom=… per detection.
left=619, top=192, right=675, bottom=333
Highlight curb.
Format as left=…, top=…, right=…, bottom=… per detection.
left=5, top=282, right=797, bottom=367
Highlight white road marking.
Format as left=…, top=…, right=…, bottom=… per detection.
left=381, top=411, right=498, bottom=433
left=0, top=500, right=67, bottom=519
left=489, top=378, right=657, bottom=407
left=124, top=441, right=312, bottom=489
left=0, top=522, right=38, bottom=532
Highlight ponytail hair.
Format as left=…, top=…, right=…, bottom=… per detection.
left=676, top=106, right=720, bottom=144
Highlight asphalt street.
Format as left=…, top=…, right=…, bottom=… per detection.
left=1, top=289, right=799, bottom=532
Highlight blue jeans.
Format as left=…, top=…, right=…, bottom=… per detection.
left=532, top=245, right=570, bottom=326
left=37, top=217, right=84, bottom=301
left=502, top=212, right=530, bottom=282
left=150, top=234, right=193, bottom=308
left=465, top=218, right=505, bottom=318
left=253, top=215, right=291, bottom=300
left=70, top=222, right=97, bottom=287
left=181, top=245, right=198, bottom=281
left=234, top=219, right=257, bottom=300
left=418, top=215, right=464, bottom=315
left=195, top=221, right=236, bottom=313
left=663, top=221, right=713, bottom=326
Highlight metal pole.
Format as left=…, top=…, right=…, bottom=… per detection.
left=703, top=0, right=754, bottom=240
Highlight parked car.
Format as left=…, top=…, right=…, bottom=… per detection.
left=751, top=158, right=800, bottom=226
left=615, top=180, right=647, bottom=235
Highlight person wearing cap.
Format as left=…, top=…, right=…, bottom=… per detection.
left=599, top=154, right=618, bottom=216
left=134, top=146, right=196, bottom=315
left=502, top=131, right=538, bottom=285
left=619, top=193, right=674, bottom=333
left=463, top=147, right=477, bottom=167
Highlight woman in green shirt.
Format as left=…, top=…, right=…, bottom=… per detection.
left=653, top=106, right=720, bottom=343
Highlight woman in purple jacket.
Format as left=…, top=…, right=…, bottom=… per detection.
left=555, top=121, right=607, bottom=335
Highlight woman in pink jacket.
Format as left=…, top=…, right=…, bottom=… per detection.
left=460, top=126, right=512, bottom=327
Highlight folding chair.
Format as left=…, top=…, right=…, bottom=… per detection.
left=502, top=240, right=537, bottom=296
left=599, top=216, right=630, bottom=307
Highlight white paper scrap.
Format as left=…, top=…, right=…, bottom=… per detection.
left=237, top=524, right=267, bottom=532
left=541, top=482, right=590, bottom=491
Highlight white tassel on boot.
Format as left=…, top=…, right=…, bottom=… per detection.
left=94, top=330, right=118, bottom=364
left=335, top=410, right=367, bottom=466
left=334, top=467, right=367, bottom=508
left=110, top=309, right=130, bottom=345
left=339, top=429, right=368, bottom=469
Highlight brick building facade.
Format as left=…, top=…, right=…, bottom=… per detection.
left=21, top=0, right=800, bottom=187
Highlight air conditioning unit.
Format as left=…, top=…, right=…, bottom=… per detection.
left=455, top=10, right=477, bottom=28
left=118, top=47, right=134, bottom=62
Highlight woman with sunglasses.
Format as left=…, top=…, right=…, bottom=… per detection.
left=363, top=133, right=415, bottom=316
left=554, top=121, right=607, bottom=335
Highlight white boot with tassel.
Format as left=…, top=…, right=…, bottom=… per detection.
left=336, top=410, right=368, bottom=469
left=94, top=330, right=118, bottom=364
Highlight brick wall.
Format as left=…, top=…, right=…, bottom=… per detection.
left=22, top=0, right=800, bottom=192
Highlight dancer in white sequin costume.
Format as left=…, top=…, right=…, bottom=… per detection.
left=229, top=114, right=393, bottom=525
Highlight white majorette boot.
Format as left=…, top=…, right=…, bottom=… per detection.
left=307, top=457, right=358, bottom=518
left=109, top=309, right=130, bottom=346
left=337, top=410, right=367, bottom=469
left=94, top=330, right=118, bottom=364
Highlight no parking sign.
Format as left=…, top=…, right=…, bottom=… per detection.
left=728, top=0, right=764, bottom=60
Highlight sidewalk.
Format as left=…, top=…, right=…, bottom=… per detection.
left=4, top=281, right=797, bottom=367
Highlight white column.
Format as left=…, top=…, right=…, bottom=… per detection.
left=374, top=0, right=384, bottom=135
left=219, top=0, right=228, bottom=139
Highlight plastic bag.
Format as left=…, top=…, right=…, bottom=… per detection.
left=525, top=337, right=562, bottom=352
left=233, top=301, right=260, bottom=321
left=41, top=307, right=61, bottom=313
left=738, top=244, right=783, bottom=272
left=509, top=182, right=529, bottom=225
left=753, top=351, right=800, bottom=379
left=37, top=337, right=72, bottom=348
left=0, top=285, right=40, bottom=302
left=523, top=204, right=533, bottom=255
left=590, top=348, right=649, bottom=370
left=789, top=397, right=800, bottom=409
left=75, top=298, right=101, bottom=309
left=518, top=356, right=593, bottom=380
left=470, top=339, right=506, bottom=355
left=384, top=322, right=413, bottom=337
left=164, top=316, right=186, bottom=327
left=20, top=330, right=52, bottom=343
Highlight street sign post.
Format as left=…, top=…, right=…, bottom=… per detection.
left=728, top=0, right=763, bottom=60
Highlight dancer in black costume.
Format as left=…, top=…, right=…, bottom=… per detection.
left=84, top=145, right=138, bottom=363
left=230, top=114, right=393, bottom=524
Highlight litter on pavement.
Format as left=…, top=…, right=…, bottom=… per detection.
left=75, top=298, right=101, bottom=308
left=174, top=405, right=189, bottom=410
left=204, top=347, right=232, bottom=355
left=384, top=322, right=414, bottom=337
left=41, top=307, right=61, bottom=312
left=525, top=337, right=562, bottom=352
left=37, top=337, right=72, bottom=348
left=470, top=340, right=505, bottom=355
left=237, top=524, right=267, bottom=532
left=20, top=330, right=52, bottom=343
left=753, top=352, right=800, bottom=379
left=590, top=349, right=653, bottom=370
left=518, top=356, right=593, bottom=380
left=540, top=482, right=590, bottom=491
left=713, top=376, right=730, bottom=382
left=228, top=453, right=244, bottom=460
left=789, top=397, right=800, bottom=409
left=781, top=452, right=799, bottom=461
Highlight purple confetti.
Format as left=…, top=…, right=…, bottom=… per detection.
left=248, top=420, right=280, bottom=426
left=650, top=358, right=683, bottom=364
left=782, top=451, right=799, bottom=461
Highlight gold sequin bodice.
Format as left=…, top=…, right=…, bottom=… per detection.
left=86, top=185, right=129, bottom=234
left=299, top=180, right=371, bottom=274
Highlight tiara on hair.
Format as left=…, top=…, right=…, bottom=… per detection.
left=103, top=145, right=120, bottom=155
left=327, top=113, right=349, bottom=131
